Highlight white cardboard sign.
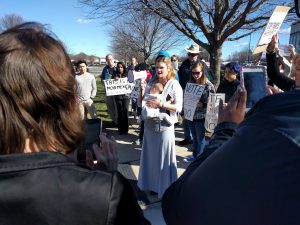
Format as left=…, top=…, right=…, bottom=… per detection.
left=183, top=83, right=205, bottom=121
left=133, top=71, right=147, bottom=80
left=104, top=78, right=134, bottom=96
left=204, top=93, right=225, bottom=132
left=253, top=6, right=290, bottom=54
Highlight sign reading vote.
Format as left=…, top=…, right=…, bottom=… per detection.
left=205, top=93, right=225, bottom=133
left=183, top=83, right=205, bottom=121
left=104, top=78, right=135, bottom=96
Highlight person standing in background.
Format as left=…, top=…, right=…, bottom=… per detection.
left=75, top=60, right=97, bottom=119
left=217, top=62, right=240, bottom=103
left=127, top=57, right=138, bottom=115
left=101, top=54, right=118, bottom=125
left=183, top=62, right=215, bottom=162
left=178, top=44, right=201, bottom=146
left=171, top=55, right=179, bottom=72
left=113, top=62, right=129, bottom=135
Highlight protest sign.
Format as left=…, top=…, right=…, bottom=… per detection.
left=205, top=93, right=225, bottom=133
left=252, top=6, right=290, bottom=54
left=240, top=66, right=267, bottom=109
left=103, top=78, right=134, bottom=96
left=129, top=79, right=141, bottom=98
left=183, top=83, right=205, bottom=121
left=133, top=71, right=147, bottom=80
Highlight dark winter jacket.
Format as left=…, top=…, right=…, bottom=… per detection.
left=162, top=89, right=300, bottom=225
left=0, top=152, right=150, bottom=225
left=217, top=78, right=240, bottom=102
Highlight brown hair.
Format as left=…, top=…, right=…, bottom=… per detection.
left=155, top=56, right=176, bottom=81
left=0, top=22, right=85, bottom=154
left=190, top=62, right=206, bottom=85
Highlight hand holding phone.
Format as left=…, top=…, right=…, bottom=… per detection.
left=92, top=134, right=118, bottom=172
left=77, top=118, right=102, bottom=162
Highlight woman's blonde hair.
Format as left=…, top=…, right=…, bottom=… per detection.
left=155, top=57, right=176, bottom=81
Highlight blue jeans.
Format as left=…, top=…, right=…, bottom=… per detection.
left=187, top=119, right=205, bottom=158
left=183, top=118, right=193, bottom=141
left=131, top=97, right=137, bottom=112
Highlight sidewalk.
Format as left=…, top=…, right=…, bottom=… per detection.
left=103, top=116, right=193, bottom=225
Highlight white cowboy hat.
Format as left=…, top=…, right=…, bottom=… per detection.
left=185, top=44, right=200, bottom=54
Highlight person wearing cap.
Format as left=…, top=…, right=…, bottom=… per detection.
left=217, top=62, right=241, bottom=103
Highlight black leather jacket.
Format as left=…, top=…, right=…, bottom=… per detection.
left=162, top=90, right=300, bottom=225
left=0, top=152, right=150, bottom=225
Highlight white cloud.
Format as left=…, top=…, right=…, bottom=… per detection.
left=76, top=18, right=93, bottom=24
left=279, top=27, right=291, bottom=35
left=233, top=42, right=248, bottom=47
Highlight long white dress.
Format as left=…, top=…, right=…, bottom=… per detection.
left=138, top=79, right=183, bottom=199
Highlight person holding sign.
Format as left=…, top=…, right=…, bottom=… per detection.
left=137, top=56, right=183, bottom=199
left=266, top=34, right=299, bottom=91
left=183, top=62, right=215, bottom=163
left=113, top=62, right=129, bottom=135
left=217, top=62, right=240, bottom=102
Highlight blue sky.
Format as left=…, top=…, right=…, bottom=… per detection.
left=0, top=0, right=292, bottom=60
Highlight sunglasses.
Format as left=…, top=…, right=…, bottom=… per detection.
left=192, top=71, right=202, bottom=75
left=188, top=53, right=198, bottom=57
left=171, top=59, right=177, bottom=62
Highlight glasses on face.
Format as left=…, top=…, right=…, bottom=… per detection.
left=171, top=59, right=177, bottom=62
left=192, top=71, right=202, bottom=75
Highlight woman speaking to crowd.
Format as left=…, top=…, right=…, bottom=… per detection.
left=138, top=56, right=183, bottom=199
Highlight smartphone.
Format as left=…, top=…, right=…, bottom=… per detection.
left=77, top=118, right=102, bottom=162
left=240, top=66, right=267, bottom=109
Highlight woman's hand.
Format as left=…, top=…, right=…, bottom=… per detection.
left=218, top=88, right=247, bottom=125
left=146, top=98, right=161, bottom=109
left=266, top=34, right=279, bottom=53
left=86, top=133, right=119, bottom=172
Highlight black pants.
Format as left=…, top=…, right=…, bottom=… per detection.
left=115, top=95, right=129, bottom=134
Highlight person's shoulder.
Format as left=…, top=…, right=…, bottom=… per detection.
left=87, top=72, right=96, bottom=79
left=179, top=59, right=189, bottom=67
left=206, top=80, right=215, bottom=89
left=170, top=79, right=182, bottom=89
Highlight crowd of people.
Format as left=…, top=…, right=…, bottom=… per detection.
left=0, top=20, right=299, bottom=225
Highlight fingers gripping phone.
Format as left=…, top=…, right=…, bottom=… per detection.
left=77, top=118, right=102, bottom=162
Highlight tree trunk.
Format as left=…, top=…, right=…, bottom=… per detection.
left=209, top=45, right=222, bottom=88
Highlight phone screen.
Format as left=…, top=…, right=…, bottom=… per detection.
left=240, top=66, right=267, bottom=109
left=77, top=118, right=102, bottom=162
